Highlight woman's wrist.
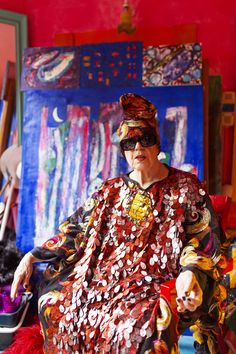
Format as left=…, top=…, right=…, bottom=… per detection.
left=25, top=252, right=40, bottom=263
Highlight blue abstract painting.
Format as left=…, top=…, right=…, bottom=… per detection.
left=17, top=86, right=204, bottom=252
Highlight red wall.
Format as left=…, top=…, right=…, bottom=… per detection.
left=0, top=0, right=236, bottom=90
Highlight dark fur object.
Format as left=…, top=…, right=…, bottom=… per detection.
left=3, top=324, right=44, bottom=354
left=0, top=227, right=24, bottom=285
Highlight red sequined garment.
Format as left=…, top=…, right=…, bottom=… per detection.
left=31, top=167, right=222, bottom=353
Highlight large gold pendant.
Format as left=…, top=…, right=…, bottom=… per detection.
left=128, top=190, right=152, bottom=221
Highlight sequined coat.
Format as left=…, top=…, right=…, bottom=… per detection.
left=31, top=167, right=222, bottom=354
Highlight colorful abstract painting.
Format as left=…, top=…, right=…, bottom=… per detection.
left=17, top=86, right=204, bottom=252
left=21, top=42, right=202, bottom=90
left=79, top=42, right=142, bottom=88
left=143, top=43, right=202, bottom=86
left=21, top=46, right=80, bottom=90
left=89, top=102, right=123, bottom=194
left=34, top=105, right=90, bottom=246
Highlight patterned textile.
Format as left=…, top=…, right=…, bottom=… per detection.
left=117, top=93, right=160, bottom=148
left=31, top=167, right=222, bottom=353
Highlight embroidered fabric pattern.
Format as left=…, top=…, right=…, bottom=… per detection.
left=31, top=167, right=222, bottom=353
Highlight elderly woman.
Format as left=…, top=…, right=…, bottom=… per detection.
left=11, top=93, right=223, bottom=354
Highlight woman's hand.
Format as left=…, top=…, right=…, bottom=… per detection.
left=175, top=270, right=203, bottom=312
left=10, top=252, right=38, bottom=300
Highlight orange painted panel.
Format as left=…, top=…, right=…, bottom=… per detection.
left=54, top=24, right=197, bottom=46
left=54, top=33, right=75, bottom=46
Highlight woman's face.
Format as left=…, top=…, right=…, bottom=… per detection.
left=124, top=141, right=159, bottom=172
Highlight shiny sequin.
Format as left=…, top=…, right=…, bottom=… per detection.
left=34, top=168, right=218, bottom=354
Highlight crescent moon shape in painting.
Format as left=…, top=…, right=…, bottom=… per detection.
left=53, top=107, right=64, bottom=123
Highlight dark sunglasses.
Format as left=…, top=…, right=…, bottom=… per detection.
left=120, top=133, right=157, bottom=151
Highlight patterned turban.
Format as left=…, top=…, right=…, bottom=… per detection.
left=117, top=93, right=160, bottom=150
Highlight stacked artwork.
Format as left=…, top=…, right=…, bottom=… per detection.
left=21, top=42, right=202, bottom=89
left=17, top=42, right=204, bottom=252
